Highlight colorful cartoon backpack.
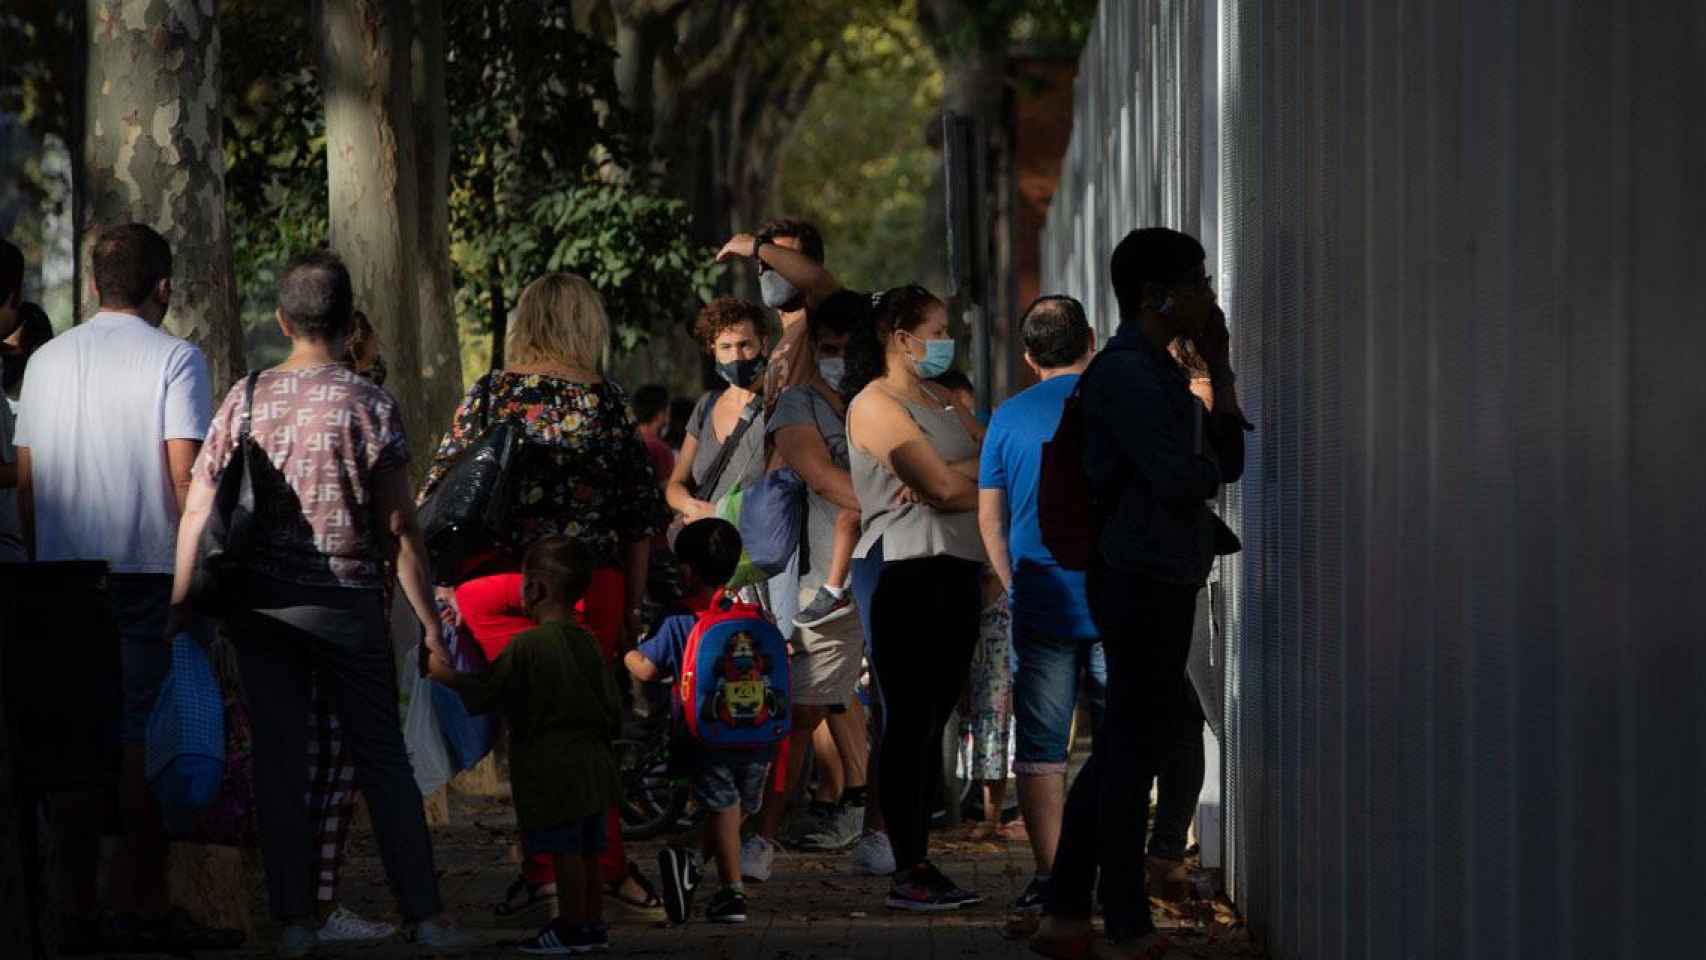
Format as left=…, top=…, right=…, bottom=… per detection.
left=677, top=589, right=791, bottom=749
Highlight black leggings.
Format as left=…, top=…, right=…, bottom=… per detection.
left=866, top=554, right=983, bottom=873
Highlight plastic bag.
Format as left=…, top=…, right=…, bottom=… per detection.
left=146, top=633, right=226, bottom=836
left=401, top=643, right=454, bottom=797
left=717, top=486, right=769, bottom=591
left=430, top=609, right=495, bottom=773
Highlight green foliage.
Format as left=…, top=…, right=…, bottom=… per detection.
left=212, top=0, right=721, bottom=379
left=444, top=0, right=719, bottom=377
left=222, top=0, right=326, bottom=366
left=778, top=8, right=943, bottom=291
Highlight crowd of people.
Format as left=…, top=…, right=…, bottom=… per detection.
left=0, top=214, right=1245, bottom=960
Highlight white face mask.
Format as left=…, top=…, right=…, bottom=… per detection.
left=817, top=356, right=846, bottom=391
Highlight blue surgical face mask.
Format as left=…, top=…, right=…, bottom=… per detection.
left=904, top=331, right=956, bottom=379
left=759, top=270, right=802, bottom=310
left=816, top=356, right=846, bottom=391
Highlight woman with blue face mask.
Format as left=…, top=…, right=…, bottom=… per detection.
left=840, top=285, right=989, bottom=913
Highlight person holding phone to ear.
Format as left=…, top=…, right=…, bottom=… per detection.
left=1033, top=228, right=1249, bottom=960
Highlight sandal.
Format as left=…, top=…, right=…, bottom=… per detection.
left=493, top=876, right=558, bottom=918
left=604, top=859, right=664, bottom=914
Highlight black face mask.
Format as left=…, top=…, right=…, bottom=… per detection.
left=715, top=355, right=767, bottom=390
left=364, top=353, right=388, bottom=388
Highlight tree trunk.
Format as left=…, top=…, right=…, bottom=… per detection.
left=82, top=0, right=245, bottom=395
left=487, top=256, right=506, bottom=372
left=411, top=0, right=463, bottom=429
left=318, top=0, right=432, bottom=465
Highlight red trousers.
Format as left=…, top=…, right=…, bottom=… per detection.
left=455, top=568, right=628, bottom=887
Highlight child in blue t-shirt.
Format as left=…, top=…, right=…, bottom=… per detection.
left=624, top=518, right=768, bottom=926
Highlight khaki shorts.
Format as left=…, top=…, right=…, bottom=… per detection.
left=788, top=586, right=865, bottom=706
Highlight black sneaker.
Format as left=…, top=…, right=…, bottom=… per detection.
left=1012, top=875, right=1048, bottom=914
left=657, top=847, right=702, bottom=925
left=794, top=586, right=853, bottom=628
left=923, top=863, right=982, bottom=909
left=885, top=863, right=982, bottom=912
left=705, top=886, right=749, bottom=924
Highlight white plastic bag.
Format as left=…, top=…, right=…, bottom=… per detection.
left=401, top=643, right=454, bottom=797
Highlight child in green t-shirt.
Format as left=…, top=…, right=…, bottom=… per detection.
left=429, top=535, right=621, bottom=954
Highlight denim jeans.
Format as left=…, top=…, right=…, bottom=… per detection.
left=1047, top=567, right=1200, bottom=941
left=1010, top=623, right=1107, bottom=776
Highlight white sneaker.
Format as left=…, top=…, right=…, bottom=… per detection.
left=850, top=830, right=896, bottom=876
left=317, top=905, right=397, bottom=943
left=276, top=924, right=318, bottom=959
left=407, top=916, right=479, bottom=954
left=740, top=834, right=777, bottom=882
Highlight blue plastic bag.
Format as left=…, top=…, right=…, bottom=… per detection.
left=430, top=608, right=495, bottom=773
left=737, top=466, right=807, bottom=578
left=145, top=633, right=226, bottom=836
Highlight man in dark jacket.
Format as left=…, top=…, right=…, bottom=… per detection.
left=1037, top=227, right=1248, bottom=960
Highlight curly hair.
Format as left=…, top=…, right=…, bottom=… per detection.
left=841, top=284, right=943, bottom=399
left=694, top=296, right=768, bottom=353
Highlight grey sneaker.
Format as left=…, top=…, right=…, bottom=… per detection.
left=794, top=586, right=853, bottom=629
left=794, top=802, right=862, bottom=851
left=850, top=830, right=896, bottom=876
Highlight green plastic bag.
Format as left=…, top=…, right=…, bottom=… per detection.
left=716, top=485, right=769, bottom=590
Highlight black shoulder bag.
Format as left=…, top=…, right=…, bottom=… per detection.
left=415, top=382, right=527, bottom=585
left=189, top=371, right=264, bottom=616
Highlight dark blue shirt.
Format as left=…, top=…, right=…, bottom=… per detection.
left=1082, top=325, right=1246, bottom=585
left=979, top=374, right=1098, bottom=639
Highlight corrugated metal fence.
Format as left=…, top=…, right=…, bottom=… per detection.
left=1040, top=2, right=1706, bottom=957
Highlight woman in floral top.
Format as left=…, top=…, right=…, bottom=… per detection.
left=419, top=272, right=669, bottom=917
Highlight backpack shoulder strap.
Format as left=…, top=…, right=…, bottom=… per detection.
left=238, top=370, right=261, bottom=441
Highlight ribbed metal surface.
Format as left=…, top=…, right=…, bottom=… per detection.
left=1039, top=2, right=1706, bottom=958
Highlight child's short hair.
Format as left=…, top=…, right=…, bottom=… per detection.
left=673, top=518, right=742, bottom=589
left=522, top=535, right=594, bottom=603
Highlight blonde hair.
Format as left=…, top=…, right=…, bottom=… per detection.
left=507, top=273, right=610, bottom=371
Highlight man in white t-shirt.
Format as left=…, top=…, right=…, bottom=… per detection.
left=14, top=223, right=228, bottom=947
left=0, top=239, right=27, bottom=561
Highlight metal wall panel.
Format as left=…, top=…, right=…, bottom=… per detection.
left=1039, top=2, right=1706, bottom=957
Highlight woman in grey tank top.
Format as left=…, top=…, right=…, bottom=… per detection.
left=843, top=285, right=987, bottom=911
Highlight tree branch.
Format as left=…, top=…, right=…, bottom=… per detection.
left=681, top=0, right=754, bottom=95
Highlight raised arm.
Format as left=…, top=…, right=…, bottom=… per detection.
left=847, top=391, right=977, bottom=512
left=716, top=233, right=840, bottom=309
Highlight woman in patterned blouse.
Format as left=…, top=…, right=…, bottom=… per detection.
left=419, top=272, right=671, bottom=918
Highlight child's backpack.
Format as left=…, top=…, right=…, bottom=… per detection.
left=676, top=589, right=791, bottom=749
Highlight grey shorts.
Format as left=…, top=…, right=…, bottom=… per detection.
left=789, top=587, right=864, bottom=707
left=693, top=756, right=771, bottom=814
left=113, top=574, right=175, bottom=745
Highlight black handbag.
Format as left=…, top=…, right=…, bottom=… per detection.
left=416, top=418, right=526, bottom=585
left=188, top=371, right=263, bottom=615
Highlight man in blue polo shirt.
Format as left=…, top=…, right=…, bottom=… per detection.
left=977, top=295, right=1104, bottom=915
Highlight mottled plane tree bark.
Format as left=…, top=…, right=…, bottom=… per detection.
left=317, top=0, right=433, bottom=463
left=411, top=0, right=462, bottom=430
left=82, top=0, right=245, bottom=395
left=82, top=3, right=253, bottom=935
